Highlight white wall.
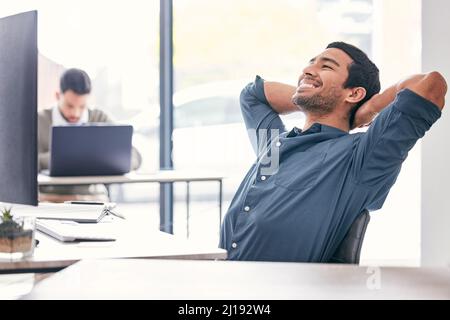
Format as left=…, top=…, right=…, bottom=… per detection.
left=421, top=0, right=450, bottom=267
left=361, top=0, right=422, bottom=267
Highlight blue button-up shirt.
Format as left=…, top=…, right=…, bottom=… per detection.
left=219, top=75, right=441, bottom=262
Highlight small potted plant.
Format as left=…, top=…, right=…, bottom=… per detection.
left=0, top=207, right=36, bottom=260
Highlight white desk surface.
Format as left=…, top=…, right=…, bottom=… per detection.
left=38, top=171, right=225, bottom=186
left=25, top=258, right=450, bottom=300
left=0, top=216, right=226, bottom=272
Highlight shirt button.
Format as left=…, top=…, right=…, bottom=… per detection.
left=244, top=206, right=250, bottom=212
left=232, top=242, right=237, bottom=249
left=275, top=141, right=282, bottom=147
left=261, top=176, right=267, bottom=181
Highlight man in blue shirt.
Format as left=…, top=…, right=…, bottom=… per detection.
left=219, top=42, right=446, bottom=262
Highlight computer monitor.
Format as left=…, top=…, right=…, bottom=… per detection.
left=0, top=11, right=38, bottom=206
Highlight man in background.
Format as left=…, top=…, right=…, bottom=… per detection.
left=38, top=68, right=142, bottom=202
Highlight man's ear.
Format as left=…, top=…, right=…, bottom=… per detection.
left=55, top=91, right=61, bottom=102
left=345, top=87, right=367, bottom=105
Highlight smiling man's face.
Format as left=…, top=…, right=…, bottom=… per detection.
left=292, top=48, right=354, bottom=116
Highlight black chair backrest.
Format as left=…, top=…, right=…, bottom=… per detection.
left=329, top=210, right=370, bottom=264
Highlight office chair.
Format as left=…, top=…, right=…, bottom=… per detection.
left=328, top=210, right=370, bottom=264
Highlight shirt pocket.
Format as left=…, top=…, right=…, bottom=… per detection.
left=274, top=151, right=326, bottom=191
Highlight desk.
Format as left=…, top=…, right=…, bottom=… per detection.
left=39, top=171, right=225, bottom=236
left=24, top=259, right=450, bottom=299
left=0, top=216, right=226, bottom=274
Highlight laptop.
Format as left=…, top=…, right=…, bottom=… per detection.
left=49, top=124, right=133, bottom=176
left=36, top=219, right=116, bottom=242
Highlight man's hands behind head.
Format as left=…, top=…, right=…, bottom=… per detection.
left=351, top=94, right=380, bottom=130
left=351, top=72, right=447, bottom=131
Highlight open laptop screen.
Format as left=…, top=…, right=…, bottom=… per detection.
left=50, top=124, right=133, bottom=176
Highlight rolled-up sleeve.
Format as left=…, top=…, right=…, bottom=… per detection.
left=352, top=88, right=442, bottom=209
left=241, top=75, right=286, bottom=154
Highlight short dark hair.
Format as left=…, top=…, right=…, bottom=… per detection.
left=60, top=68, right=92, bottom=95
left=326, top=42, right=380, bottom=127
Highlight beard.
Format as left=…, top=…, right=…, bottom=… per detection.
left=292, top=86, right=342, bottom=116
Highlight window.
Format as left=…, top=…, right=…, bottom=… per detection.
left=1, top=0, right=160, bottom=172
left=173, top=0, right=375, bottom=176
left=175, top=97, right=241, bottom=128
left=173, top=0, right=376, bottom=241
left=1, top=1, right=424, bottom=264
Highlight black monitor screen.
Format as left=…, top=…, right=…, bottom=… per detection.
left=0, top=11, right=38, bottom=206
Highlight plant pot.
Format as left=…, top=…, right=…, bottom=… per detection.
left=0, top=216, right=36, bottom=260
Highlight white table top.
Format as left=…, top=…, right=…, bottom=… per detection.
left=24, top=258, right=450, bottom=299
left=38, top=170, right=225, bottom=186
left=0, top=215, right=226, bottom=272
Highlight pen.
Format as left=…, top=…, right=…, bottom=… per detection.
left=64, top=201, right=125, bottom=219
left=64, top=201, right=117, bottom=210
left=65, top=201, right=105, bottom=205
left=106, top=209, right=126, bottom=220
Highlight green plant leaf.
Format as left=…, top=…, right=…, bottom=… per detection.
left=1, top=206, right=13, bottom=222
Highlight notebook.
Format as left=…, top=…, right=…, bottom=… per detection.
left=12, top=203, right=108, bottom=223
left=36, top=219, right=116, bottom=242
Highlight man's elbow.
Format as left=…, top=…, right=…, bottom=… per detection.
left=403, top=71, right=447, bottom=110
left=427, top=71, right=447, bottom=94
left=239, top=83, right=254, bottom=113
left=131, top=148, right=142, bottom=171
left=422, top=71, right=447, bottom=109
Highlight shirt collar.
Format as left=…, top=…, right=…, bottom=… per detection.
left=287, top=123, right=349, bottom=138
